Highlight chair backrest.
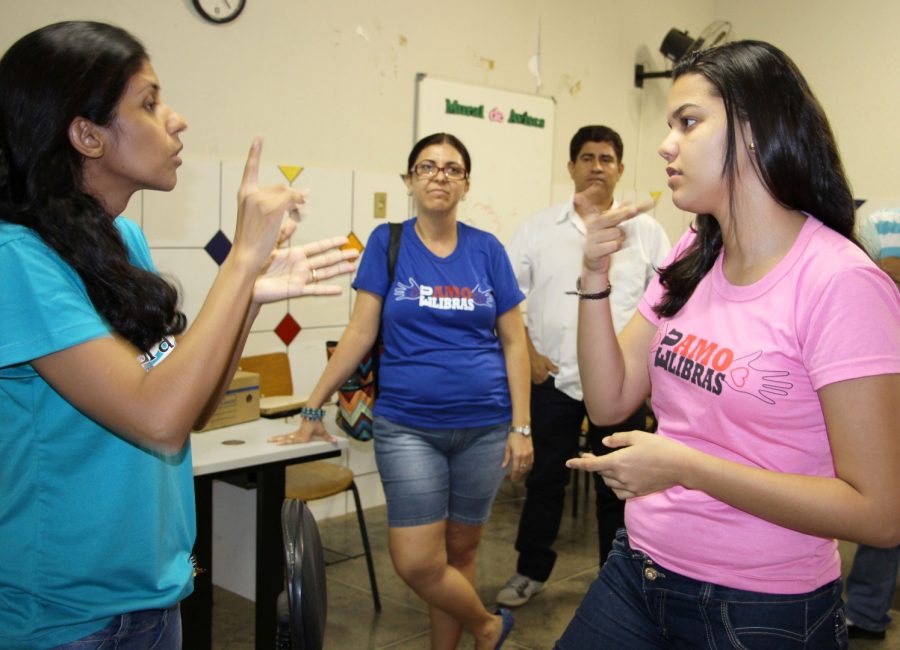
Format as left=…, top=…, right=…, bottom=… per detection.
left=239, top=352, right=293, bottom=398
left=282, top=498, right=327, bottom=650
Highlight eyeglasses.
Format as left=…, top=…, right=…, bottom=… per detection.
left=411, top=160, right=468, bottom=181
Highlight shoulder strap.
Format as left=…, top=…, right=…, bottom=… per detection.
left=387, top=222, right=403, bottom=285
left=374, top=223, right=403, bottom=395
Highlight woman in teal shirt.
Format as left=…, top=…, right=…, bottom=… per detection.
left=0, top=21, right=355, bottom=648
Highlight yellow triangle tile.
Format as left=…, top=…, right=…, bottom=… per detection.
left=650, top=190, right=662, bottom=203
left=343, top=232, right=364, bottom=253
left=278, top=165, right=304, bottom=184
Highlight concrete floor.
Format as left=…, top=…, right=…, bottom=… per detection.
left=209, top=477, right=900, bottom=649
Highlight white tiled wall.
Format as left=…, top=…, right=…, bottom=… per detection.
left=129, top=156, right=411, bottom=521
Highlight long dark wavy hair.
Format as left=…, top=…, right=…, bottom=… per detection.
left=654, top=40, right=856, bottom=318
left=0, top=21, right=185, bottom=352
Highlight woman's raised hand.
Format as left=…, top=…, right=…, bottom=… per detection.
left=576, top=186, right=654, bottom=276
left=253, top=237, right=358, bottom=304
left=231, top=138, right=310, bottom=271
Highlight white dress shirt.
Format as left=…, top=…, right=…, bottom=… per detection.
left=506, top=197, right=671, bottom=401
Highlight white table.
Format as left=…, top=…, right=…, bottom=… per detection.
left=184, top=416, right=348, bottom=650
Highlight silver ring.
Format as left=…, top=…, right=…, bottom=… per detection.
left=310, top=268, right=319, bottom=284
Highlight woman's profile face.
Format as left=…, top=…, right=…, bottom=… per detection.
left=90, top=60, right=188, bottom=197
left=657, top=73, right=734, bottom=217
left=404, top=143, right=469, bottom=216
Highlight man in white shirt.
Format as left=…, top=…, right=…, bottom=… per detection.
left=498, top=125, right=670, bottom=608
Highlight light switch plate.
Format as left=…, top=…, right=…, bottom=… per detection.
left=373, top=192, right=387, bottom=219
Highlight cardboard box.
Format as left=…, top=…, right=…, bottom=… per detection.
left=198, top=370, right=260, bottom=431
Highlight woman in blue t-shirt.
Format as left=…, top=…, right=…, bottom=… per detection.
left=277, top=133, right=531, bottom=649
left=0, top=22, right=356, bottom=649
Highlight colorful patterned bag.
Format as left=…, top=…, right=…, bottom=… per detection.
left=325, top=341, right=380, bottom=441
left=325, top=223, right=402, bottom=441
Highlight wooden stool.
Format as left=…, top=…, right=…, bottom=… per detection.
left=238, top=352, right=381, bottom=613
left=285, top=462, right=381, bottom=612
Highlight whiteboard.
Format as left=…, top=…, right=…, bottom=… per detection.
left=415, top=75, right=555, bottom=244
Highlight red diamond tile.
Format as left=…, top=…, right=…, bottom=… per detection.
left=274, top=314, right=301, bottom=346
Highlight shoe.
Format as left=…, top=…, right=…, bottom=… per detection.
left=847, top=623, right=886, bottom=640
left=494, top=608, right=515, bottom=649
left=496, top=573, right=545, bottom=607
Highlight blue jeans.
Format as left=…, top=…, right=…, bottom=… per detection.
left=374, top=416, right=508, bottom=527
left=845, top=543, right=900, bottom=632
left=555, top=530, right=848, bottom=649
left=52, top=605, right=181, bottom=649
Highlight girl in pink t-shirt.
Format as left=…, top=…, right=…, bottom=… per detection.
left=558, top=41, right=900, bottom=649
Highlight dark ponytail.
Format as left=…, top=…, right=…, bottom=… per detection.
left=0, top=21, right=184, bottom=352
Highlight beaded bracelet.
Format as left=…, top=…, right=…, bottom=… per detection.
left=299, top=406, right=326, bottom=421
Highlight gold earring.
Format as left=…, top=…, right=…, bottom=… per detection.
left=748, top=142, right=756, bottom=152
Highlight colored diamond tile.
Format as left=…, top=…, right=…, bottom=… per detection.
left=278, top=165, right=304, bottom=184
left=343, top=231, right=364, bottom=254
left=275, top=314, right=301, bottom=346
left=204, top=230, right=232, bottom=266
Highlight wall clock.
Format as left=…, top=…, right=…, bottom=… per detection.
left=192, top=0, right=246, bottom=24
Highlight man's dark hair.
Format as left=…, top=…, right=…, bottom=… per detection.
left=569, top=125, right=624, bottom=163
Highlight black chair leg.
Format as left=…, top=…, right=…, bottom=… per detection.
left=349, top=481, right=381, bottom=612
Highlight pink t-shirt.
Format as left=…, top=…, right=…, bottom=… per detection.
left=631, top=216, right=900, bottom=594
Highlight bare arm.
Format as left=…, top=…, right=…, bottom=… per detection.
left=269, top=289, right=382, bottom=445
left=577, top=191, right=657, bottom=424
left=495, top=305, right=534, bottom=478
left=192, top=302, right=261, bottom=430
left=34, top=250, right=264, bottom=453
left=570, top=373, right=900, bottom=547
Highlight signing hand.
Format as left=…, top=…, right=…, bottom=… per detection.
left=253, top=237, right=359, bottom=304
left=566, top=430, right=696, bottom=499
left=504, top=432, right=534, bottom=482
left=576, top=187, right=654, bottom=275
left=268, top=418, right=338, bottom=445
left=232, top=138, right=310, bottom=271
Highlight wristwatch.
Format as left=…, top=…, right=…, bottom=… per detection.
left=509, top=425, right=532, bottom=437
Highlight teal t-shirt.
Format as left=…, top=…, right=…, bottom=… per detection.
left=0, top=218, right=195, bottom=648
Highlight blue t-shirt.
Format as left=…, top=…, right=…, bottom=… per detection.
left=0, top=218, right=195, bottom=648
left=353, top=219, right=525, bottom=428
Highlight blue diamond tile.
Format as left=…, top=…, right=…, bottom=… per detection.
left=204, top=230, right=232, bottom=266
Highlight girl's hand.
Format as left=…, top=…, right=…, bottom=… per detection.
left=566, top=430, right=697, bottom=499
left=253, top=238, right=358, bottom=304
left=232, top=138, right=310, bottom=271
left=503, top=432, right=534, bottom=482
left=576, top=187, right=653, bottom=276
left=268, top=418, right=337, bottom=445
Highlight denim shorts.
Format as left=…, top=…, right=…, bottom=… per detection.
left=52, top=604, right=181, bottom=649
left=373, top=415, right=508, bottom=527
left=555, top=529, right=848, bottom=649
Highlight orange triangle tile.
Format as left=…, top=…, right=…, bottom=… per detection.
left=278, top=165, right=304, bottom=184
left=343, top=231, right=364, bottom=253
